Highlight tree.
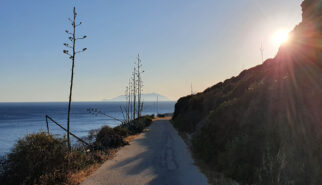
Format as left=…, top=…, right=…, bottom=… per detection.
left=63, top=7, right=87, bottom=150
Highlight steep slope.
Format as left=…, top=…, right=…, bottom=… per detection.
left=172, top=0, right=322, bottom=184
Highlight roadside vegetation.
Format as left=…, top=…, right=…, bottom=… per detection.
left=0, top=4, right=155, bottom=185
left=0, top=115, right=153, bottom=185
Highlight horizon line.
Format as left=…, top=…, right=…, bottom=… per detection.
left=0, top=100, right=177, bottom=103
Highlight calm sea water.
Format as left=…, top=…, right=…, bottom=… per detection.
left=0, top=101, right=175, bottom=156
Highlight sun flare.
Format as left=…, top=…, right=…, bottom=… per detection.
left=272, top=29, right=289, bottom=46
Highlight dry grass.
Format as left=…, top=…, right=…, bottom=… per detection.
left=68, top=149, right=119, bottom=185
left=124, top=134, right=141, bottom=143
left=68, top=133, right=143, bottom=184
left=68, top=163, right=101, bottom=185
left=153, top=116, right=172, bottom=121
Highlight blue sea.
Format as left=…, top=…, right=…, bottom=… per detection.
left=0, top=101, right=175, bottom=156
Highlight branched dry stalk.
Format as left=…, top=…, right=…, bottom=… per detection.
left=63, top=6, right=87, bottom=150
left=91, top=55, right=145, bottom=126
left=121, top=54, right=145, bottom=124
left=87, top=108, right=124, bottom=124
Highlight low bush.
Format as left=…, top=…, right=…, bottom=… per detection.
left=140, top=116, right=153, bottom=127
left=0, top=156, right=8, bottom=182
left=122, top=116, right=153, bottom=135
left=157, top=113, right=165, bottom=117
left=0, top=132, right=69, bottom=185
left=0, top=132, right=104, bottom=185
left=144, top=114, right=155, bottom=119
left=0, top=116, right=154, bottom=184
left=94, top=126, right=128, bottom=150
left=113, top=126, right=129, bottom=138
left=87, top=116, right=152, bottom=151
left=67, top=150, right=99, bottom=172
left=93, top=116, right=152, bottom=149
left=87, top=128, right=100, bottom=144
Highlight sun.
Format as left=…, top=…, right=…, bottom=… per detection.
left=272, top=29, right=289, bottom=46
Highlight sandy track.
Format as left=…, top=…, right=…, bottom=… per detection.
left=81, top=119, right=208, bottom=185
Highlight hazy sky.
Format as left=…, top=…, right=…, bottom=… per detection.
left=0, top=0, right=302, bottom=102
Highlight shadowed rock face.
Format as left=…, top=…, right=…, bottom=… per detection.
left=301, top=0, right=322, bottom=22
left=173, top=0, right=322, bottom=184
left=277, top=0, right=322, bottom=65
left=300, top=0, right=322, bottom=38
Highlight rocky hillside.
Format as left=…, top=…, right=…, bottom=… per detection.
left=172, top=0, right=322, bottom=184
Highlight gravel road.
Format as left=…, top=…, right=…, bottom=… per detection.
left=81, top=119, right=208, bottom=185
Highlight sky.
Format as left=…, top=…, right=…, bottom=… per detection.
left=0, top=0, right=303, bottom=102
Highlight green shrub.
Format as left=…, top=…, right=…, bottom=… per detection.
left=124, top=121, right=145, bottom=134
left=144, top=114, right=155, bottom=119
left=0, top=132, right=104, bottom=185
left=0, top=156, right=8, bottom=183
left=139, top=116, right=153, bottom=127
left=0, top=117, right=154, bottom=184
left=67, top=150, right=98, bottom=171
left=157, top=113, right=165, bottom=118
left=113, top=126, right=129, bottom=138
left=94, top=126, right=128, bottom=150
left=87, top=128, right=100, bottom=144
left=0, top=132, right=69, bottom=185
left=122, top=116, right=153, bottom=135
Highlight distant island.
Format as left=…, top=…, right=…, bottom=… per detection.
left=103, top=93, right=172, bottom=102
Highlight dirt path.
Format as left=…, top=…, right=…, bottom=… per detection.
left=81, top=119, right=208, bottom=185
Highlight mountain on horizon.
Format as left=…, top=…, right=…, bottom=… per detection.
left=103, top=93, right=172, bottom=102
